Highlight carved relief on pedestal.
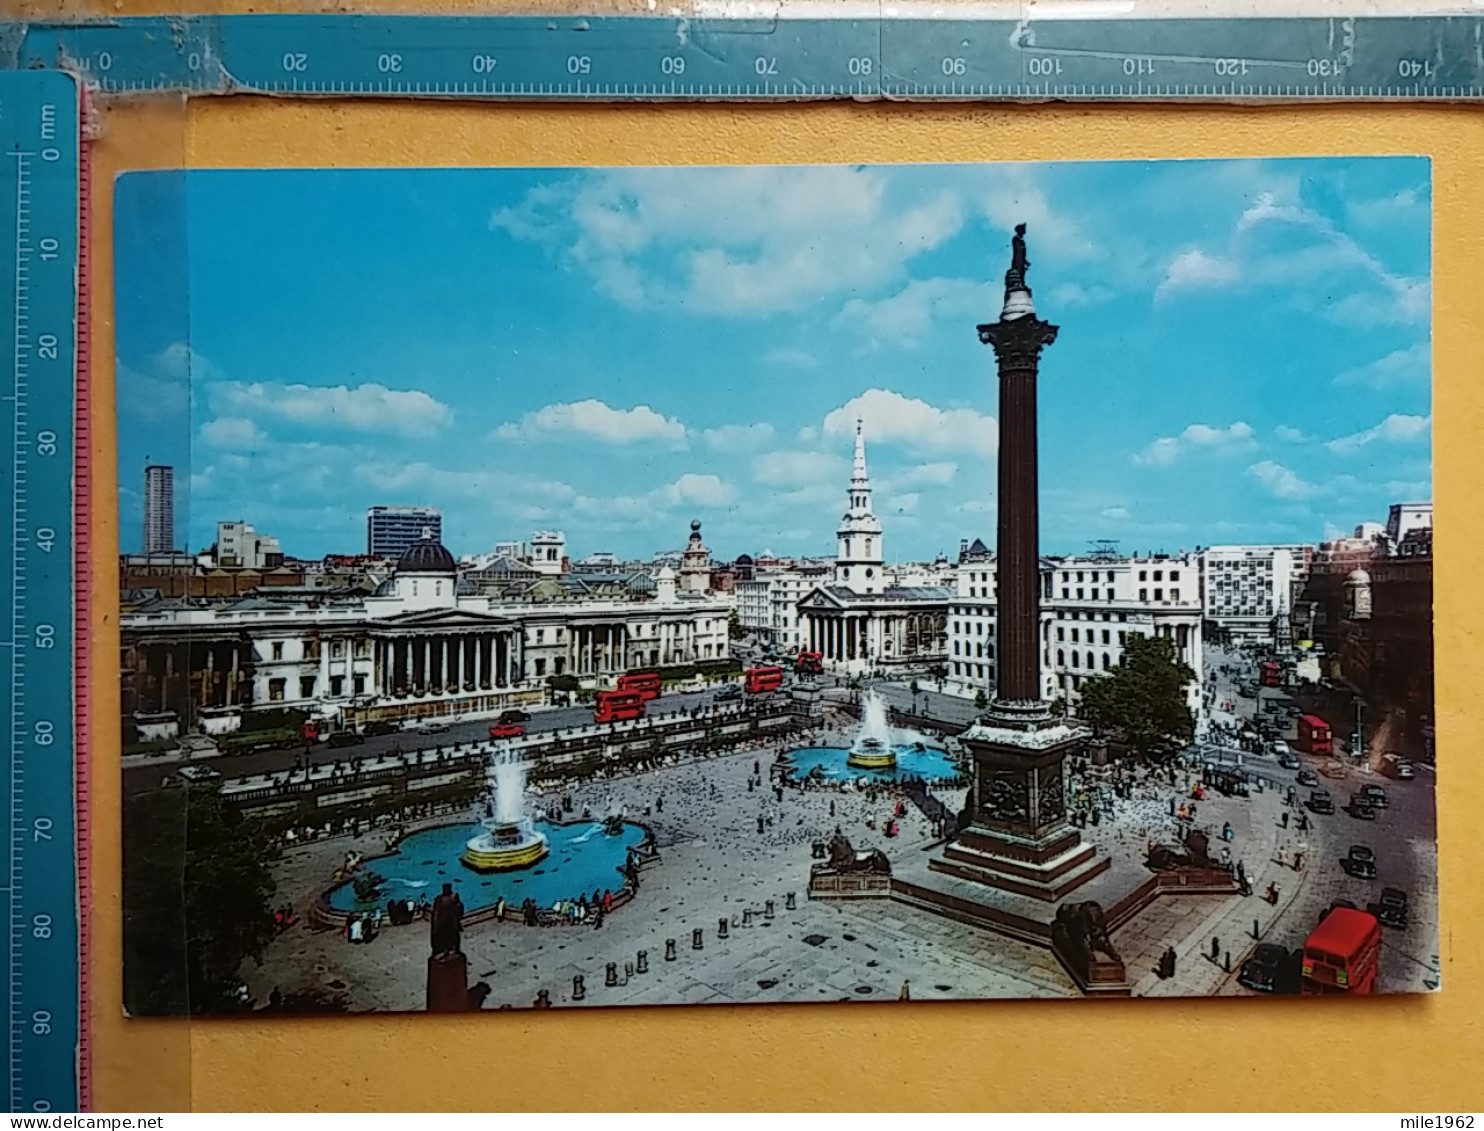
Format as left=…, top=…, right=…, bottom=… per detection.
left=1036, top=762, right=1066, bottom=825
left=979, top=767, right=1030, bottom=823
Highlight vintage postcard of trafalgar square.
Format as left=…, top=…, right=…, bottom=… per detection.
left=114, top=158, right=1436, bottom=1014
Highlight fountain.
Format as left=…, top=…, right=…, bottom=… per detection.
left=847, top=690, right=898, bottom=770
left=461, top=744, right=550, bottom=872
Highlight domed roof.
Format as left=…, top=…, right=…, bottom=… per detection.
left=1346, top=568, right=1372, bottom=585
left=398, top=529, right=456, bottom=574
left=735, top=553, right=754, bottom=565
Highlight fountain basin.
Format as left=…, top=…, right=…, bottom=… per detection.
left=786, top=744, right=960, bottom=784
left=847, top=737, right=897, bottom=770
left=462, top=819, right=550, bottom=872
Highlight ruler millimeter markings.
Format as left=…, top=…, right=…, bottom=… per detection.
left=0, top=69, right=81, bottom=1115
left=3, top=13, right=1484, bottom=101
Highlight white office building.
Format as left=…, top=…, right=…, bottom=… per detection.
left=1201, top=544, right=1309, bottom=641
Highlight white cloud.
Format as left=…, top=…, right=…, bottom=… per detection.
left=822, top=389, right=996, bottom=454
left=1154, top=192, right=1429, bottom=325
left=1100, top=506, right=1129, bottom=520
left=354, top=461, right=575, bottom=503
left=1334, top=342, right=1430, bottom=389
left=574, top=473, right=732, bottom=519
left=763, top=348, right=819, bottom=370
left=117, top=342, right=220, bottom=421
left=199, top=416, right=268, bottom=451
left=1347, top=186, right=1428, bottom=229
left=1134, top=421, right=1256, bottom=466
left=212, top=381, right=452, bottom=438
left=1049, top=282, right=1115, bottom=308
left=494, top=399, right=686, bottom=446
left=1274, top=425, right=1308, bottom=443
left=753, top=450, right=845, bottom=488
left=1247, top=460, right=1318, bottom=500
left=492, top=166, right=964, bottom=316
left=703, top=423, right=775, bottom=454
left=1156, top=249, right=1239, bottom=298
left=890, top=462, right=959, bottom=488
left=833, top=277, right=992, bottom=350
left=1326, top=413, right=1431, bottom=455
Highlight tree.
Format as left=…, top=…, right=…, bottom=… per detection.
left=123, top=785, right=282, bottom=1015
left=1078, top=633, right=1196, bottom=759
left=727, top=611, right=745, bottom=641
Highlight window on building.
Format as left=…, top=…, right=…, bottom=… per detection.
left=1118, top=630, right=1127, bottom=643
left=1139, top=588, right=1148, bottom=601
left=1101, top=629, right=1110, bottom=644
left=330, top=676, right=344, bottom=697
left=1154, top=570, right=1163, bottom=581
left=1118, top=613, right=1127, bottom=623
left=1139, top=570, right=1147, bottom=581
left=1070, top=651, right=1079, bottom=668
left=1076, top=571, right=1083, bottom=582
left=1170, top=570, right=1180, bottom=581
left=1102, top=653, right=1111, bottom=670
left=954, top=642, right=960, bottom=655
left=1087, top=652, right=1095, bottom=670
left=554, top=658, right=565, bottom=675
left=330, top=640, right=343, bottom=658
left=353, top=674, right=366, bottom=695
left=268, top=678, right=285, bottom=701
left=534, top=658, right=547, bottom=676
left=1057, top=649, right=1065, bottom=666
left=1071, top=628, right=1080, bottom=642
left=1057, top=627, right=1064, bottom=641
left=987, top=643, right=995, bottom=658
left=1076, top=588, right=1084, bottom=600
left=1062, top=588, right=1069, bottom=599
left=299, top=676, right=316, bottom=699
left=271, top=642, right=284, bottom=661
left=1154, top=588, right=1163, bottom=601
left=1171, top=589, right=1180, bottom=601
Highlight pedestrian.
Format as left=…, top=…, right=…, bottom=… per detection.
left=1281, top=811, right=1289, bottom=828
left=1210, top=935, right=1220, bottom=960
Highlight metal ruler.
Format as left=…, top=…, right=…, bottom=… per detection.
left=3, top=13, right=1484, bottom=101
left=0, top=70, right=81, bottom=1115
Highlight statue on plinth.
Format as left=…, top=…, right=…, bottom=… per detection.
left=431, top=881, right=464, bottom=957
left=1005, top=223, right=1030, bottom=291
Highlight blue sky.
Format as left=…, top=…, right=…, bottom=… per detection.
left=114, top=158, right=1431, bottom=562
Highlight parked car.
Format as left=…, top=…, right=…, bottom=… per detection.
left=1360, top=784, right=1389, bottom=809
left=1382, top=754, right=1416, bottom=780
left=416, top=721, right=451, bottom=736
left=496, top=709, right=531, bottom=725
left=1370, top=887, right=1409, bottom=928
left=488, top=722, right=526, bottom=739
left=1297, top=769, right=1320, bottom=788
left=1347, top=795, right=1378, bottom=820
left=364, top=720, right=398, bottom=737
left=1238, top=943, right=1300, bottom=994
left=1306, top=789, right=1335, bottom=815
left=176, top=764, right=222, bottom=783
left=326, top=731, right=365, bottom=749
left=1342, top=845, right=1378, bottom=879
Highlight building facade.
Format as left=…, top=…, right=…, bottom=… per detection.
left=216, top=520, right=282, bottom=569
left=1200, top=544, right=1309, bottom=642
left=120, top=532, right=731, bottom=738
left=144, top=464, right=175, bottom=554
left=366, top=506, right=442, bottom=558
left=943, top=550, right=1204, bottom=714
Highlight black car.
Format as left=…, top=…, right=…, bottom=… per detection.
left=363, top=720, right=398, bottom=737
left=1370, top=887, right=1409, bottom=928
left=1360, top=784, right=1389, bottom=809
left=497, top=709, right=531, bottom=725
left=1238, top=943, right=1300, bottom=994
left=1348, top=795, right=1378, bottom=820
left=326, top=731, right=365, bottom=749
left=1297, top=769, right=1320, bottom=788
left=1306, top=789, right=1335, bottom=815
left=1342, top=845, right=1377, bottom=879
left=714, top=684, right=744, bottom=702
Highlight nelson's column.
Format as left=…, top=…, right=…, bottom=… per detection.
left=928, top=224, right=1111, bottom=901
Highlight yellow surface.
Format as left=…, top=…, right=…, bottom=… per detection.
left=461, top=834, right=550, bottom=871
left=85, top=91, right=1484, bottom=1112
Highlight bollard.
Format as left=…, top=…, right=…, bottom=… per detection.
left=1253, top=918, right=1261, bottom=940
left=637, top=950, right=648, bottom=974
left=692, top=927, right=704, bottom=950
left=665, top=938, right=677, bottom=962
left=765, top=899, right=775, bottom=920
left=606, top=962, right=618, bottom=987
left=573, top=974, right=586, bottom=1001
left=1224, top=951, right=1232, bottom=973
left=742, top=908, right=753, bottom=928
left=625, top=961, right=634, bottom=979
left=718, top=917, right=729, bottom=939
left=786, top=891, right=796, bottom=910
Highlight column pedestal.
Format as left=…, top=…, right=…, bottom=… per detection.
left=426, top=952, right=470, bottom=1012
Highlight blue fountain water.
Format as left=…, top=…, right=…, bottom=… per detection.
left=327, top=819, right=647, bottom=914
left=785, top=745, right=961, bottom=784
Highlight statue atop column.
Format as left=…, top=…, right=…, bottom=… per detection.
left=1005, top=223, right=1030, bottom=293
left=430, top=881, right=464, bottom=957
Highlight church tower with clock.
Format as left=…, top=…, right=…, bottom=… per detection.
left=834, top=419, right=884, bottom=595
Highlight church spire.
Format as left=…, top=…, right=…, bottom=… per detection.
left=836, top=419, right=883, bottom=594
left=849, top=418, right=873, bottom=514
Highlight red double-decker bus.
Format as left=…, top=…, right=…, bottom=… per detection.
left=616, top=670, right=662, bottom=701
left=1258, top=659, right=1282, bottom=687
left=594, top=690, right=646, bottom=724
left=744, top=665, right=785, bottom=694
left=795, top=651, right=823, bottom=676
left=1297, top=714, right=1333, bottom=757
left=1302, top=907, right=1381, bottom=994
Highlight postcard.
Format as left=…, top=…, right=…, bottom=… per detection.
left=114, top=157, right=1436, bottom=1013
